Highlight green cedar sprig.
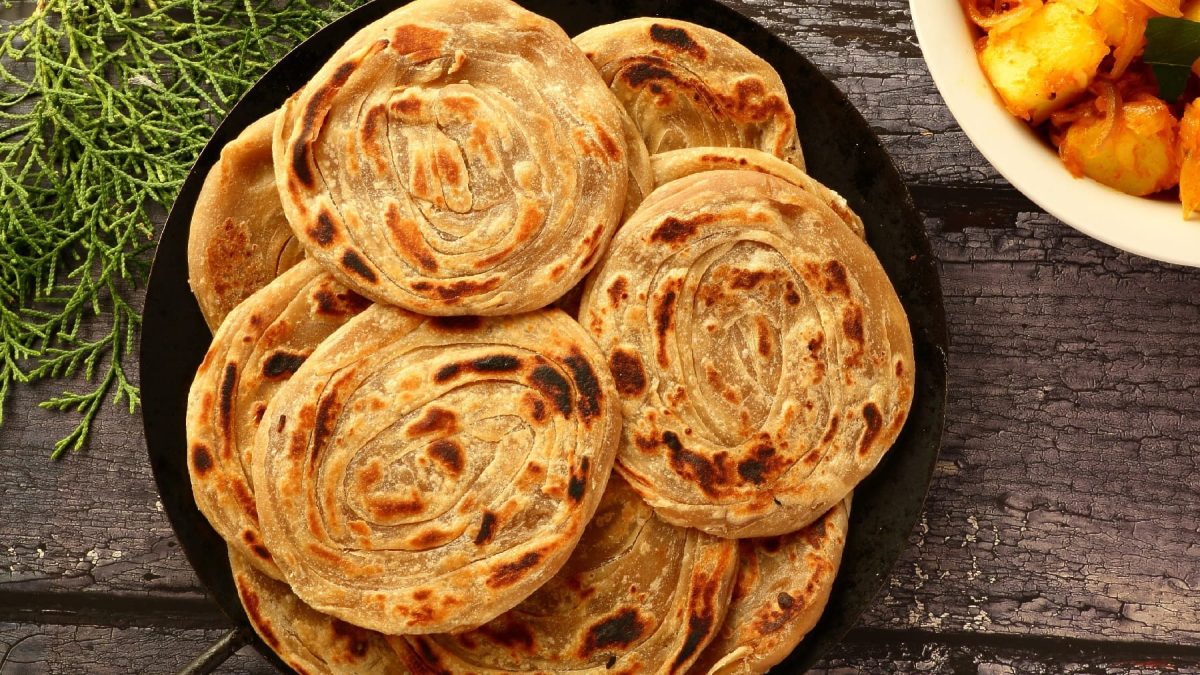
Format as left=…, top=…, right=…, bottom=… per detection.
left=0, top=0, right=357, bottom=458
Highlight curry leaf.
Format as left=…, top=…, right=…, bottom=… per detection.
left=1144, top=17, right=1200, bottom=101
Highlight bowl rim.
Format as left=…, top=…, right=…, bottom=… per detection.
left=910, top=0, right=1200, bottom=268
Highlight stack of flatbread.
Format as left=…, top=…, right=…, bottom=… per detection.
left=185, top=1, right=914, bottom=672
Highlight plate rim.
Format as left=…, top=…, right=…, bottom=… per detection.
left=141, top=0, right=949, bottom=671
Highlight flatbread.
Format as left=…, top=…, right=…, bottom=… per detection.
left=187, top=260, right=370, bottom=579
left=691, top=497, right=850, bottom=675
left=273, top=0, right=628, bottom=315
left=393, top=475, right=739, bottom=674
left=188, top=109, right=305, bottom=331
left=229, top=547, right=407, bottom=674
left=575, top=18, right=804, bottom=168
left=650, top=147, right=864, bottom=240
left=252, top=305, right=622, bottom=634
left=580, top=170, right=913, bottom=537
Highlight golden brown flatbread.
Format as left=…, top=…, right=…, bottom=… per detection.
left=189, top=109, right=305, bottom=331
left=691, top=497, right=850, bottom=675
left=229, top=547, right=407, bottom=674
left=580, top=170, right=913, bottom=538
left=575, top=18, right=804, bottom=168
left=187, top=260, right=370, bottom=579
left=651, top=147, right=864, bottom=240
left=392, top=475, right=739, bottom=674
left=273, top=0, right=628, bottom=315
left=252, top=305, right=622, bottom=634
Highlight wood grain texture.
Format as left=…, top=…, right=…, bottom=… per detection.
left=0, top=379, right=212, bottom=602
left=814, top=629, right=1200, bottom=674
left=864, top=204, right=1200, bottom=645
left=1, top=0, right=1199, bottom=672
left=4, top=623, right=1198, bottom=675
left=0, top=623, right=265, bottom=674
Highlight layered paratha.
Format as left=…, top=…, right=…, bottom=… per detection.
left=252, top=306, right=622, bottom=634
left=189, top=109, right=305, bottom=331
left=187, top=260, right=370, bottom=579
left=273, top=0, right=628, bottom=315
left=575, top=18, right=804, bottom=168
left=650, top=147, right=863, bottom=240
left=230, top=547, right=407, bottom=674
left=692, top=497, right=850, bottom=674
left=580, top=170, right=913, bottom=538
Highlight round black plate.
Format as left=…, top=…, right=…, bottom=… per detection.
left=141, top=1, right=948, bottom=671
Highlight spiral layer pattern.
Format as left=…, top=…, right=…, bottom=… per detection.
left=580, top=170, right=913, bottom=538
left=187, top=260, right=370, bottom=579
left=274, top=0, right=628, bottom=315
left=253, top=306, right=622, bottom=634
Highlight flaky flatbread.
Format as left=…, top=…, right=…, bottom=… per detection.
left=580, top=170, right=913, bottom=537
left=187, top=260, right=369, bottom=579
left=273, top=0, right=628, bottom=315
left=650, top=147, right=863, bottom=240
left=575, top=18, right=804, bottom=168
left=230, top=547, right=407, bottom=674
left=188, top=109, right=304, bottom=331
left=252, top=306, right=622, bottom=634
left=692, top=497, right=850, bottom=674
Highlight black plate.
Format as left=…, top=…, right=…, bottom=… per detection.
left=141, top=1, right=949, bottom=671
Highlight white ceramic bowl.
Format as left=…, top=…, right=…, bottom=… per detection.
left=910, top=1, right=1200, bottom=267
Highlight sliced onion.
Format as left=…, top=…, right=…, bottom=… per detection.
left=1136, top=0, right=1183, bottom=16
left=1108, top=11, right=1145, bottom=78
left=1094, top=81, right=1123, bottom=147
left=964, top=0, right=1044, bottom=32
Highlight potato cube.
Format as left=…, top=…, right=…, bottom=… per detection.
left=979, top=2, right=1110, bottom=123
left=1059, top=95, right=1180, bottom=196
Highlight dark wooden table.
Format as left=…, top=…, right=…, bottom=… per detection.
left=3, top=0, right=1200, bottom=672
